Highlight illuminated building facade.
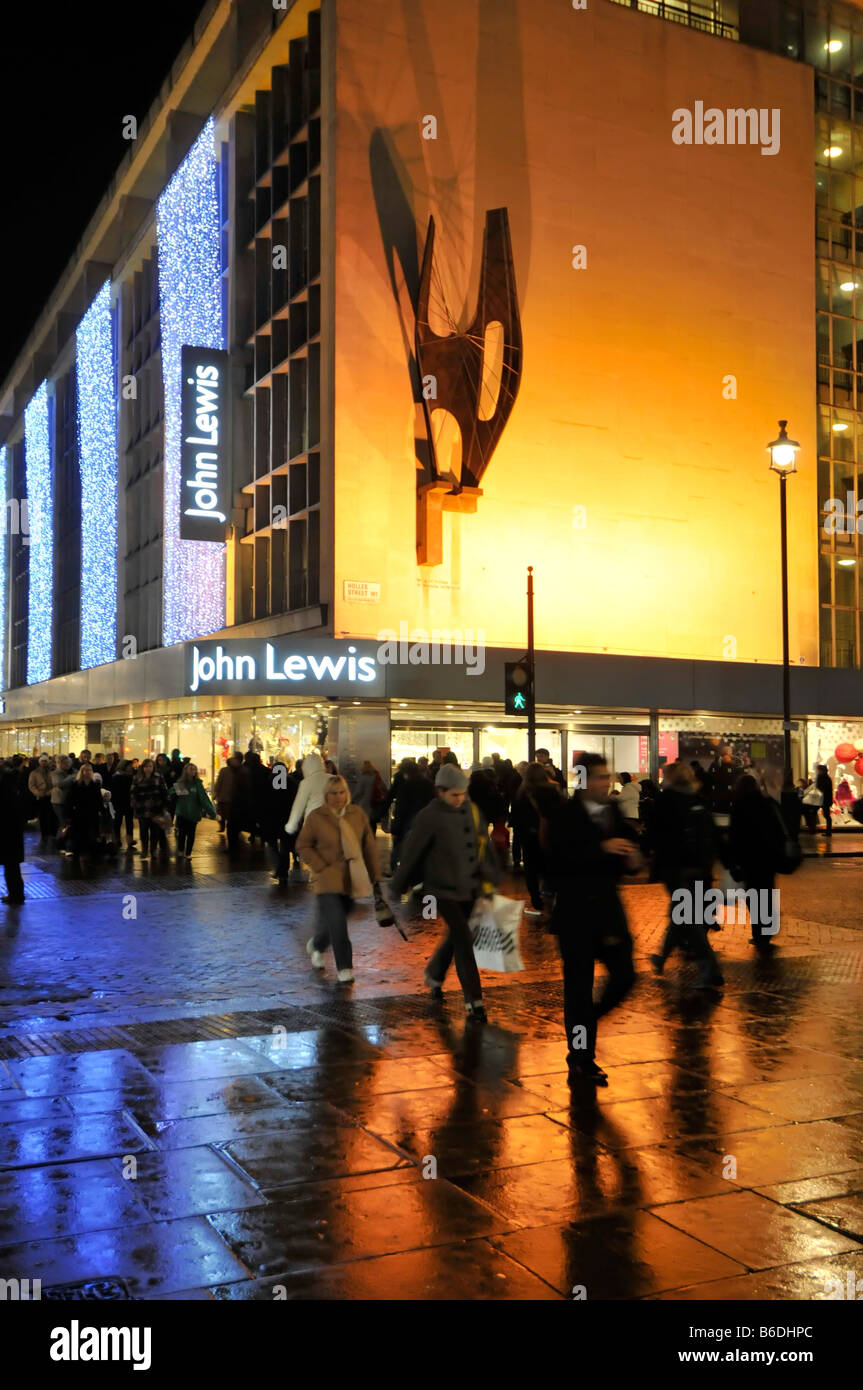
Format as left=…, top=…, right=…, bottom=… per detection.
left=1, top=0, right=863, bottom=792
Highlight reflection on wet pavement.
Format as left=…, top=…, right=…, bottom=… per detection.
left=1, top=848, right=862, bottom=1300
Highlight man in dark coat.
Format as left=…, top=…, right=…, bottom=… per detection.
left=543, top=753, right=638, bottom=1085
left=264, top=759, right=299, bottom=883
left=384, top=759, right=434, bottom=872
left=241, top=751, right=271, bottom=845
left=536, top=747, right=565, bottom=789
left=0, top=766, right=26, bottom=904
left=643, top=761, right=723, bottom=988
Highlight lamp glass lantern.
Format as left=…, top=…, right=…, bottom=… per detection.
left=767, top=420, right=800, bottom=475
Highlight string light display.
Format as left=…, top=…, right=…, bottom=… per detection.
left=25, top=381, right=52, bottom=684
left=0, top=446, right=6, bottom=689
left=156, top=116, right=225, bottom=647
left=76, top=280, right=118, bottom=668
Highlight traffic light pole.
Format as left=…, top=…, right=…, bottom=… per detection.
left=527, top=566, right=536, bottom=760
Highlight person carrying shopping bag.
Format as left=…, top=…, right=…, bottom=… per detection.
left=389, top=764, right=499, bottom=1024
left=295, top=775, right=380, bottom=983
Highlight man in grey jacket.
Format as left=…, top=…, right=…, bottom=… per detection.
left=390, top=764, right=498, bottom=1023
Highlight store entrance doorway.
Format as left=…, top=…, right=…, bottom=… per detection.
left=567, top=729, right=650, bottom=788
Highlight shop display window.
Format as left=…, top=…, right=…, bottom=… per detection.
left=658, top=715, right=804, bottom=780
left=808, top=718, right=863, bottom=820
left=391, top=727, right=474, bottom=771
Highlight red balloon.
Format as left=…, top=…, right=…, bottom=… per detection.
left=835, top=743, right=857, bottom=764
left=855, top=757, right=863, bottom=777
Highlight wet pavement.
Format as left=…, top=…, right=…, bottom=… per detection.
left=0, top=823, right=862, bottom=1300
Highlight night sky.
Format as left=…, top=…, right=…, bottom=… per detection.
left=1, top=0, right=209, bottom=387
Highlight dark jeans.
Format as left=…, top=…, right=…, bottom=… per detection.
left=227, top=813, right=244, bottom=853
left=511, top=825, right=522, bottom=868
left=390, top=830, right=404, bottom=873
left=2, top=862, right=24, bottom=902
left=36, top=798, right=57, bottom=839
left=554, top=890, right=635, bottom=1063
left=272, top=830, right=295, bottom=880
left=140, top=818, right=166, bottom=854
left=742, top=872, right=778, bottom=944
left=802, top=806, right=819, bottom=834
left=313, top=893, right=354, bottom=971
left=175, top=819, right=197, bottom=855
left=823, top=807, right=832, bottom=836
left=657, top=875, right=723, bottom=985
left=427, top=898, right=483, bottom=1004
left=522, top=836, right=544, bottom=910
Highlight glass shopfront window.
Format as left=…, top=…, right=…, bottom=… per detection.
left=808, top=718, right=863, bottom=822
left=232, top=708, right=322, bottom=769
left=121, top=718, right=150, bottom=765
left=568, top=732, right=642, bottom=788
left=658, top=714, right=804, bottom=780
left=479, top=726, right=562, bottom=773
left=391, top=726, right=474, bottom=771
left=175, top=714, right=216, bottom=787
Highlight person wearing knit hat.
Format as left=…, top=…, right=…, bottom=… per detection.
left=435, top=764, right=469, bottom=791
left=390, top=763, right=499, bottom=1022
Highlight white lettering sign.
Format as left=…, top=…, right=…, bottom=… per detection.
left=189, top=643, right=378, bottom=693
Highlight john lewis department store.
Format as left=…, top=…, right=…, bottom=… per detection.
left=5, top=634, right=863, bottom=797
left=4, top=0, right=863, bottom=790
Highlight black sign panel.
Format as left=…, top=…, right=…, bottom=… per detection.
left=186, top=638, right=387, bottom=698
left=180, top=346, right=230, bottom=541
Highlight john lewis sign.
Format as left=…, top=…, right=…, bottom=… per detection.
left=180, top=346, right=229, bottom=541
left=187, top=639, right=385, bottom=696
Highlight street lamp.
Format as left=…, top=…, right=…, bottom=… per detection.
left=767, top=420, right=801, bottom=782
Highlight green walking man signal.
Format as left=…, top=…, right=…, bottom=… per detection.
left=505, top=659, right=534, bottom=717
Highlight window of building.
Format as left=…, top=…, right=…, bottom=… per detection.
left=122, top=253, right=164, bottom=655
left=235, top=8, right=322, bottom=624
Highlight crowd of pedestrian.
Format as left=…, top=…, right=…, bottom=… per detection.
left=0, top=737, right=817, bottom=1090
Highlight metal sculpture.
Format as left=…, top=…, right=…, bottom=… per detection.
left=415, top=207, right=523, bottom=564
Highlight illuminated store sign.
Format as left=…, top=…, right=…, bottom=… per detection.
left=180, top=346, right=229, bottom=541
left=187, top=639, right=385, bottom=696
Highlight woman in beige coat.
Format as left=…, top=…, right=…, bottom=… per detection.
left=295, top=775, right=380, bottom=983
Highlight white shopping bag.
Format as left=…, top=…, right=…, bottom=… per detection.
left=469, top=894, right=525, bottom=973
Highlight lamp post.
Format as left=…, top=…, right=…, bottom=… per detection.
left=767, top=420, right=800, bottom=782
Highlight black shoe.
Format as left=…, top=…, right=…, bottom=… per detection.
left=465, top=1003, right=487, bottom=1024
left=423, top=971, right=444, bottom=1001
left=1, top=896, right=25, bottom=905
left=568, top=1059, right=608, bottom=1086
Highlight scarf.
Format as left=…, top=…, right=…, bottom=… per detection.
left=470, top=801, right=496, bottom=896
left=337, top=809, right=373, bottom=899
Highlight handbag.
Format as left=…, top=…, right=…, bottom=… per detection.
left=153, top=811, right=172, bottom=831
left=373, top=883, right=408, bottom=940
left=491, top=819, right=510, bottom=853
left=469, top=894, right=525, bottom=972
left=802, top=786, right=823, bottom=807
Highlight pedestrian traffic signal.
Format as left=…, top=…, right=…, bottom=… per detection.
left=505, top=660, right=534, bottom=716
